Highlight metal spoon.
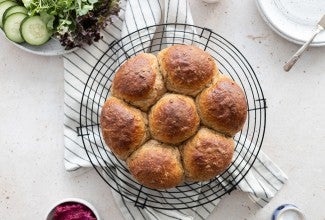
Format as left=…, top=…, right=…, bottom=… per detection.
left=283, top=14, right=325, bottom=72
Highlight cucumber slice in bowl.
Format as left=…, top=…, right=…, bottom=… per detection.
left=20, top=16, right=51, bottom=46
left=3, top=5, right=28, bottom=25
left=0, top=0, right=17, bottom=28
left=3, top=12, right=27, bottom=43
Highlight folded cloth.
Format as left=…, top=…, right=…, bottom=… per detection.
left=63, top=0, right=288, bottom=219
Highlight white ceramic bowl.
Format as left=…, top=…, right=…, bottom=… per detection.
left=272, top=204, right=306, bottom=220
left=46, top=198, right=100, bottom=220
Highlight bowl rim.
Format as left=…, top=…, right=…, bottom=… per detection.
left=272, top=204, right=306, bottom=220
left=45, top=197, right=101, bottom=220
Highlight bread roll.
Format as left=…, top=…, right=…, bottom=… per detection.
left=149, top=94, right=200, bottom=144
left=181, top=127, right=234, bottom=182
left=196, top=75, right=247, bottom=136
left=112, top=53, right=166, bottom=111
left=100, top=97, right=149, bottom=160
left=157, top=44, right=218, bottom=96
left=127, top=140, right=184, bottom=189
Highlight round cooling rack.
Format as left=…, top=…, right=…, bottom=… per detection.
left=79, top=23, right=267, bottom=210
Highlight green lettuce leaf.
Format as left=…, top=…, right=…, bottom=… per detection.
left=25, top=0, right=120, bottom=49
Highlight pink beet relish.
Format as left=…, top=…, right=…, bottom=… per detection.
left=53, top=202, right=97, bottom=220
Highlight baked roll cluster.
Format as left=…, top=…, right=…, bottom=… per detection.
left=100, top=45, right=247, bottom=189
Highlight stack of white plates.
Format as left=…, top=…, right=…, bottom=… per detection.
left=256, top=0, right=325, bottom=46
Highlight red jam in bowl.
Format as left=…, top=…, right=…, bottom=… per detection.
left=53, top=202, right=97, bottom=220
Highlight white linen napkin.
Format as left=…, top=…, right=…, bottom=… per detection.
left=63, top=0, right=288, bottom=219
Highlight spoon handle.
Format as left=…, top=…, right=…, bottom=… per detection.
left=283, top=26, right=323, bottom=72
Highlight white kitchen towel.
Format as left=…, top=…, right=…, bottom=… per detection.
left=63, top=0, right=288, bottom=219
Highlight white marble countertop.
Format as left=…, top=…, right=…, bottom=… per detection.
left=0, top=0, right=324, bottom=219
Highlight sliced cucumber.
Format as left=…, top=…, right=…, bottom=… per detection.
left=3, top=12, right=26, bottom=43
left=20, top=16, right=51, bottom=46
left=0, top=0, right=17, bottom=28
left=3, top=5, right=27, bottom=25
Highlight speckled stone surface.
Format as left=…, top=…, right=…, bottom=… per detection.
left=0, top=0, right=324, bottom=219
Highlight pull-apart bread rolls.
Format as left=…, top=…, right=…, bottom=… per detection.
left=100, top=45, right=247, bottom=189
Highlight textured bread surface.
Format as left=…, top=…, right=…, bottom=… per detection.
left=196, top=75, right=247, bottom=136
left=112, top=53, right=165, bottom=111
left=100, top=97, right=149, bottom=160
left=127, top=140, right=184, bottom=189
left=157, top=44, right=218, bottom=96
left=181, top=127, right=234, bottom=182
left=149, top=93, right=200, bottom=144
left=100, top=45, right=247, bottom=189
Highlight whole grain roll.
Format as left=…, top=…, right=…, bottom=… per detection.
left=157, top=44, right=218, bottom=96
left=127, top=140, right=184, bottom=189
left=100, top=97, right=149, bottom=160
left=181, top=127, right=234, bottom=182
left=149, top=94, right=200, bottom=144
left=196, top=75, right=247, bottom=136
left=112, top=53, right=166, bottom=111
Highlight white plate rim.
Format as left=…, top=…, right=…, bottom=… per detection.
left=0, top=29, right=77, bottom=56
left=255, top=0, right=325, bottom=47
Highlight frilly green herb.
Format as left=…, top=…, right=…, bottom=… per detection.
left=22, top=0, right=120, bottom=49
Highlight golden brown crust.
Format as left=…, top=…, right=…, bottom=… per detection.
left=157, top=44, right=218, bottom=96
left=196, top=75, right=247, bottom=136
left=112, top=53, right=165, bottom=111
left=149, top=94, right=200, bottom=144
left=126, top=140, right=184, bottom=189
left=100, top=97, right=149, bottom=160
left=181, top=127, right=234, bottom=182
left=99, top=46, right=248, bottom=189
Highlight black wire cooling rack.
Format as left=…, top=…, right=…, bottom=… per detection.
left=78, top=23, right=267, bottom=210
